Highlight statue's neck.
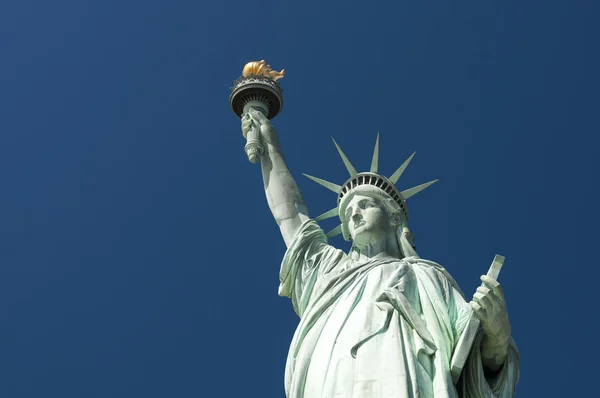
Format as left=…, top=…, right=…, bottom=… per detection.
left=351, top=233, right=402, bottom=262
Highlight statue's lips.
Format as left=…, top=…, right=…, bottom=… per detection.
left=353, top=221, right=365, bottom=229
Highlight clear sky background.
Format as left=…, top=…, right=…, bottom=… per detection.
left=0, top=1, right=598, bottom=397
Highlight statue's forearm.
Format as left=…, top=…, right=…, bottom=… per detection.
left=261, top=142, right=309, bottom=245
left=480, top=334, right=508, bottom=375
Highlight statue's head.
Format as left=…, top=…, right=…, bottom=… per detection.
left=344, top=192, right=401, bottom=244
left=339, top=187, right=404, bottom=243
left=303, top=135, right=438, bottom=257
left=339, top=186, right=414, bottom=257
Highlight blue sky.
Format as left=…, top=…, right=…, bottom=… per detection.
left=0, top=1, right=598, bottom=397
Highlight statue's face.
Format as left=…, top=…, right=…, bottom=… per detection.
left=344, top=194, right=393, bottom=246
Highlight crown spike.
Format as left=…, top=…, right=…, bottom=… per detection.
left=370, top=133, right=380, bottom=173
left=401, top=179, right=439, bottom=199
left=331, top=137, right=358, bottom=177
left=326, top=224, right=343, bottom=239
left=315, top=207, right=339, bottom=221
left=388, top=152, right=416, bottom=184
left=303, top=173, right=342, bottom=193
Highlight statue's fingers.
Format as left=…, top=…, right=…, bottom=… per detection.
left=476, top=286, right=497, bottom=307
left=476, top=286, right=491, bottom=295
left=248, top=108, right=268, bottom=123
left=469, top=301, right=487, bottom=321
left=473, top=292, right=493, bottom=311
left=241, top=114, right=252, bottom=126
left=480, top=275, right=499, bottom=288
left=243, top=109, right=256, bottom=122
left=480, top=275, right=505, bottom=301
left=241, top=120, right=253, bottom=136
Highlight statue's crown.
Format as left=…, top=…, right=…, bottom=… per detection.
left=304, top=134, right=438, bottom=239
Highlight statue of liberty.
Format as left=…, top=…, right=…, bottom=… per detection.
left=233, top=64, right=519, bottom=397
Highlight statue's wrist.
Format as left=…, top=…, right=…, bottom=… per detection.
left=482, top=331, right=509, bottom=349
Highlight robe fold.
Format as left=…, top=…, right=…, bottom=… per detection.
left=278, top=220, right=519, bottom=398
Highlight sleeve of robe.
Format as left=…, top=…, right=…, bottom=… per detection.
left=459, top=331, right=520, bottom=397
left=450, top=287, right=520, bottom=398
left=278, top=220, right=345, bottom=318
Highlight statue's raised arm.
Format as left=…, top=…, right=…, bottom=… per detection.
left=241, top=109, right=310, bottom=246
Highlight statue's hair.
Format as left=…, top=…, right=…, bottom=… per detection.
left=339, top=188, right=419, bottom=259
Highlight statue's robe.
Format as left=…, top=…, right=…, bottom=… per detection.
left=279, top=221, right=519, bottom=398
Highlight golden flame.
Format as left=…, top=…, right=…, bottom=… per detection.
left=242, top=60, right=285, bottom=81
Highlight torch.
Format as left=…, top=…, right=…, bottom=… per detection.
left=229, top=60, right=284, bottom=163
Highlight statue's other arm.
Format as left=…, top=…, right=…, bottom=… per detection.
left=242, top=109, right=310, bottom=247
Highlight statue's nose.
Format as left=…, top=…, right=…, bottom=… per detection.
left=352, top=213, right=362, bottom=222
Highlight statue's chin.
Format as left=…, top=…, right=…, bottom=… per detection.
left=351, top=230, right=378, bottom=247
left=352, top=227, right=396, bottom=250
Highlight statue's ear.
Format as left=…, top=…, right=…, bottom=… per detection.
left=390, top=213, right=402, bottom=227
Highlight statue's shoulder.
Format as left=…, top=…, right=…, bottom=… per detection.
left=404, top=256, right=466, bottom=298
left=403, top=256, right=447, bottom=272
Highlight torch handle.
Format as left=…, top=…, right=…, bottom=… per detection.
left=243, top=104, right=267, bottom=164
left=244, top=124, right=263, bottom=164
